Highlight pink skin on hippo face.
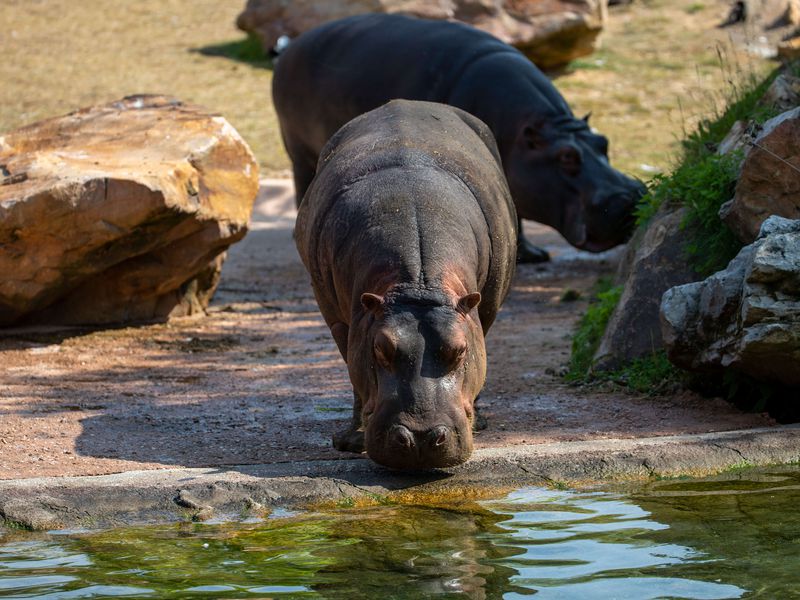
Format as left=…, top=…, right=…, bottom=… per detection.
left=352, top=290, right=485, bottom=470
left=505, top=116, right=645, bottom=254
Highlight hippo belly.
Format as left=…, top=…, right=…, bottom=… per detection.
left=295, top=100, right=516, bottom=469
left=274, top=13, right=644, bottom=263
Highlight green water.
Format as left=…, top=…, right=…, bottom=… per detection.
left=1, top=468, right=799, bottom=599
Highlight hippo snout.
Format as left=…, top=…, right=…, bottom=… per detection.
left=582, top=180, right=644, bottom=252
left=369, top=421, right=473, bottom=470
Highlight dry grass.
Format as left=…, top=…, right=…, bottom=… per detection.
left=0, top=0, right=285, bottom=174
left=557, top=0, right=773, bottom=175
left=0, top=0, right=774, bottom=177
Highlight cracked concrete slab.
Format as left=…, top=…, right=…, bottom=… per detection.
left=1, top=425, right=797, bottom=530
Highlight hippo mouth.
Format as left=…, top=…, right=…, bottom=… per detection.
left=568, top=194, right=637, bottom=253
left=364, top=417, right=474, bottom=470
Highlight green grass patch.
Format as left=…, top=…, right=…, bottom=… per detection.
left=566, top=278, right=622, bottom=380
left=196, top=35, right=273, bottom=69
left=606, top=352, right=683, bottom=394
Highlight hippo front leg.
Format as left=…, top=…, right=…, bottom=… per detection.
left=332, top=391, right=366, bottom=454
left=473, top=395, right=488, bottom=432
left=516, top=217, right=550, bottom=263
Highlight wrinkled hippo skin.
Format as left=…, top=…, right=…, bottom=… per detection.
left=274, top=14, right=643, bottom=262
left=295, top=100, right=517, bottom=469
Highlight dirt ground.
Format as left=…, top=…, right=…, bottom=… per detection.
left=0, top=0, right=783, bottom=482
left=0, top=180, right=775, bottom=480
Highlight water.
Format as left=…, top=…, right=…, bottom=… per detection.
left=1, top=467, right=799, bottom=599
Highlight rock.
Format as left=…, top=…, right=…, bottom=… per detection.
left=758, top=73, right=800, bottom=112
left=716, top=119, right=752, bottom=156
left=0, top=498, right=62, bottom=530
left=721, top=107, right=800, bottom=244
left=661, top=216, right=800, bottom=386
left=0, top=95, right=258, bottom=327
left=593, top=206, right=702, bottom=370
left=237, top=0, right=607, bottom=69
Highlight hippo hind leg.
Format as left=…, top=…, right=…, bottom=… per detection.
left=516, top=216, right=550, bottom=263
left=333, top=391, right=366, bottom=454
left=287, top=143, right=318, bottom=208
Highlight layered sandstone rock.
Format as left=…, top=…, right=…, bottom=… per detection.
left=236, top=0, right=607, bottom=69
left=661, top=216, right=800, bottom=386
left=0, top=95, right=259, bottom=327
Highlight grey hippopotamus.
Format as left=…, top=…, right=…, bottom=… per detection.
left=295, top=100, right=516, bottom=469
left=273, top=13, right=644, bottom=263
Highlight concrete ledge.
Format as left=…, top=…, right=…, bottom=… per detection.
left=2, top=425, right=798, bottom=530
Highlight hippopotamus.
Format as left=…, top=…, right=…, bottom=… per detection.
left=295, top=100, right=516, bottom=469
left=273, top=13, right=644, bottom=263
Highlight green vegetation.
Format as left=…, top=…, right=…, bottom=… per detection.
left=634, top=65, right=782, bottom=274
left=569, top=65, right=788, bottom=392
left=566, top=278, right=622, bottom=381
left=607, top=352, right=683, bottom=394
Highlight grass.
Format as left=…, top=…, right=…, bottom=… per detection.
left=196, top=34, right=274, bottom=69
left=607, top=352, right=683, bottom=394
left=634, top=62, right=784, bottom=274
left=0, top=0, right=775, bottom=179
left=568, top=60, right=792, bottom=393
left=566, top=278, right=622, bottom=380
left=556, top=1, right=773, bottom=177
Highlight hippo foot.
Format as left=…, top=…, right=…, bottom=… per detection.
left=333, top=428, right=365, bottom=454
left=517, top=238, right=550, bottom=264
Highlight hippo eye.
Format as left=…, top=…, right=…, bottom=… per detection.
left=374, top=344, right=392, bottom=369
left=443, top=344, right=467, bottom=369
left=373, top=331, right=396, bottom=370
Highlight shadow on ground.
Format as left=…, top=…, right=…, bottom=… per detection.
left=192, top=36, right=274, bottom=71
left=0, top=180, right=776, bottom=480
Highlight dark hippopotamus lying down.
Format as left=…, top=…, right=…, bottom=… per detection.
left=295, top=100, right=516, bottom=470
left=273, top=13, right=645, bottom=263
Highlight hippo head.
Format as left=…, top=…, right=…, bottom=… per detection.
left=352, top=287, right=486, bottom=470
left=504, top=114, right=645, bottom=252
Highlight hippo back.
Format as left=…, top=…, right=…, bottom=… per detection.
left=273, top=13, right=569, bottom=159
left=295, top=100, right=516, bottom=333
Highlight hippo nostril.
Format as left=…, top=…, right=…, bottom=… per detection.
left=428, top=425, right=449, bottom=448
left=389, top=425, right=415, bottom=451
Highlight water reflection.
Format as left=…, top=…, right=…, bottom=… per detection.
left=1, top=468, right=799, bottom=599
left=481, top=489, right=744, bottom=599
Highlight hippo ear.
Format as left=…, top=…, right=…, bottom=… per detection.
left=456, top=292, right=481, bottom=315
left=361, top=292, right=384, bottom=314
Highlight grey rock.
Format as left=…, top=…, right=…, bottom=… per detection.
left=594, top=206, right=701, bottom=369
left=661, top=215, right=800, bottom=386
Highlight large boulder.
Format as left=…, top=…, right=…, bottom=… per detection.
left=720, top=106, right=800, bottom=243
left=592, top=206, right=701, bottom=369
left=661, top=216, right=800, bottom=386
left=0, top=95, right=259, bottom=327
left=236, top=0, right=607, bottom=69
